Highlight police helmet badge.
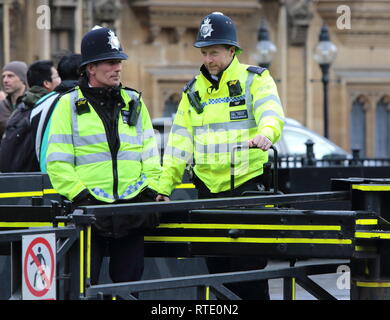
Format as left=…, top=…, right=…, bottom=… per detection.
left=200, top=18, right=214, bottom=39
left=107, top=30, right=121, bottom=50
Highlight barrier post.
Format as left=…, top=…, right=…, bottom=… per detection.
left=336, top=178, right=390, bottom=299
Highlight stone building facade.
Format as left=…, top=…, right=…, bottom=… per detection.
left=1, top=0, right=389, bottom=157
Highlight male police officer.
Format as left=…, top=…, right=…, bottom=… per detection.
left=46, top=27, right=161, bottom=285
left=157, top=12, right=285, bottom=299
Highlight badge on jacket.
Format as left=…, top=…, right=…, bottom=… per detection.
left=230, top=109, right=248, bottom=120
left=227, top=80, right=242, bottom=97
left=75, top=98, right=90, bottom=115
left=121, top=110, right=131, bottom=124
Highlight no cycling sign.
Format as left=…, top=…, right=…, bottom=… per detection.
left=22, top=234, right=56, bottom=300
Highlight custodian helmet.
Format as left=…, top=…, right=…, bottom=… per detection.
left=194, top=12, right=242, bottom=52
left=80, top=26, right=128, bottom=67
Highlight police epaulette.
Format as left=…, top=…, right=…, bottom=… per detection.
left=182, top=77, right=196, bottom=93
left=247, top=66, right=267, bottom=76
left=123, top=86, right=139, bottom=93
left=63, top=86, right=77, bottom=94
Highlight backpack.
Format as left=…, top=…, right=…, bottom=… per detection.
left=0, top=103, right=39, bottom=172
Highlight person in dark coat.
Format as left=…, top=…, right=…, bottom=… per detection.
left=0, top=61, right=28, bottom=142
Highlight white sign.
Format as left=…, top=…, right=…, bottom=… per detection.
left=22, top=234, right=56, bottom=300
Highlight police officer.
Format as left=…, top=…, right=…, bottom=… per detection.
left=46, top=26, right=161, bottom=285
left=156, top=12, right=285, bottom=299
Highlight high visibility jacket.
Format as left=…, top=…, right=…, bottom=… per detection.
left=158, top=56, right=285, bottom=196
left=46, top=86, right=161, bottom=203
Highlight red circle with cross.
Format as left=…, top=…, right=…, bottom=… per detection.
left=23, top=237, right=55, bottom=297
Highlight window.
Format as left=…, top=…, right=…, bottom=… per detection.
left=350, top=96, right=366, bottom=157
left=375, top=97, right=390, bottom=157
left=163, top=93, right=180, bottom=117
left=50, top=5, right=75, bottom=61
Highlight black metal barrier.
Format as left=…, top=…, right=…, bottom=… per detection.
left=0, top=208, right=92, bottom=300
left=87, top=261, right=345, bottom=300
left=1, top=173, right=390, bottom=300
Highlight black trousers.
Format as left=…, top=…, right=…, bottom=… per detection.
left=90, top=231, right=144, bottom=285
left=78, top=188, right=158, bottom=286
left=194, top=175, right=270, bottom=300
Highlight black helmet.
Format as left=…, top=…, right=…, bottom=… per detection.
left=194, top=12, right=242, bottom=52
left=80, top=26, right=128, bottom=67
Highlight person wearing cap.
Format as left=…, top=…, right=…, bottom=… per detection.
left=156, top=12, right=285, bottom=299
left=0, top=60, right=61, bottom=172
left=46, top=27, right=161, bottom=286
left=0, top=61, right=28, bottom=141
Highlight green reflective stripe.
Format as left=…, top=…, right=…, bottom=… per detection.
left=76, top=151, right=141, bottom=165
left=49, top=134, right=73, bottom=144
left=141, top=129, right=156, bottom=141
left=254, top=94, right=282, bottom=112
left=117, top=150, right=142, bottom=161
left=76, top=152, right=111, bottom=165
left=259, top=110, right=285, bottom=122
left=171, top=124, right=193, bottom=139
left=165, top=145, right=192, bottom=162
left=193, top=119, right=257, bottom=135
left=51, top=150, right=143, bottom=166
left=245, top=71, right=256, bottom=120
left=47, top=152, right=75, bottom=164
left=119, top=133, right=142, bottom=145
left=195, top=141, right=246, bottom=154
left=142, top=147, right=159, bottom=161
left=52, top=133, right=142, bottom=147
left=75, top=133, right=107, bottom=146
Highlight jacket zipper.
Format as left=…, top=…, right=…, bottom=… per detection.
left=94, top=105, right=120, bottom=201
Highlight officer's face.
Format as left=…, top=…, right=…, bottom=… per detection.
left=87, top=60, right=122, bottom=87
left=200, top=45, right=235, bottom=75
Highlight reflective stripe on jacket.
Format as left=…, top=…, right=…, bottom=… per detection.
left=46, top=86, right=161, bottom=202
left=158, top=56, right=285, bottom=195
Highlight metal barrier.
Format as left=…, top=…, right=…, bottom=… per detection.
left=1, top=174, right=390, bottom=300
left=87, top=261, right=345, bottom=300
left=0, top=206, right=93, bottom=300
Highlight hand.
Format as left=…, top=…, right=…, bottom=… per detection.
left=247, top=135, right=272, bottom=151
left=156, top=194, right=170, bottom=202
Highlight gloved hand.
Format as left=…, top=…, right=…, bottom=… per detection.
left=156, top=194, right=170, bottom=201
left=126, top=187, right=161, bottom=230
left=72, top=189, right=97, bottom=207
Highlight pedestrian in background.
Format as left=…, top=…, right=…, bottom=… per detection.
left=0, top=60, right=61, bottom=172
left=30, top=53, right=82, bottom=172
left=0, top=61, right=28, bottom=142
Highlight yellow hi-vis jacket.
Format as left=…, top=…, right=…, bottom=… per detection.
left=158, top=56, right=285, bottom=196
left=46, top=86, right=161, bottom=202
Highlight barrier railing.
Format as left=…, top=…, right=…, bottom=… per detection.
left=1, top=176, right=390, bottom=300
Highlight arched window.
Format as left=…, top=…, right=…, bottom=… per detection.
left=350, top=96, right=367, bottom=157
left=375, top=97, right=390, bottom=157
left=163, top=93, right=181, bottom=117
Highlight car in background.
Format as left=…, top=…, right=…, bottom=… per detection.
left=275, top=118, right=350, bottom=160
left=152, top=116, right=351, bottom=161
